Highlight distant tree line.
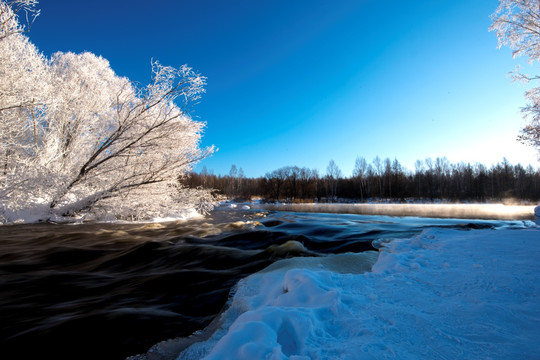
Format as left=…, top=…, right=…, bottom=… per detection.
left=181, top=157, right=540, bottom=203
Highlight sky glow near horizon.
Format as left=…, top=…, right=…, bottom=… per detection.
left=30, top=0, right=539, bottom=177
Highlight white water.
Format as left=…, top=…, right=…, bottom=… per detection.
left=178, top=225, right=540, bottom=359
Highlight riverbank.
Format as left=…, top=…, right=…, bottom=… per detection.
left=177, top=225, right=540, bottom=359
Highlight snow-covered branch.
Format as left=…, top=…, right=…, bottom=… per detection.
left=491, top=0, right=540, bottom=156
left=0, top=0, right=215, bottom=223
left=0, top=0, right=38, bottom=40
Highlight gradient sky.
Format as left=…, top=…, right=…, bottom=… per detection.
left=29, top=0, right=538, bottom=177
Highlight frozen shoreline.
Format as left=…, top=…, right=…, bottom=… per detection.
left=177, top=226, right=540, bottom=360
left=253, top=202, right=536, bottom=220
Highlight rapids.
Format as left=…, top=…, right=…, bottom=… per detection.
left=0, top=207, right=529, bottom=359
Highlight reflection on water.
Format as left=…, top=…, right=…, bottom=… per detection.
left=0, top=208, right=530, bottom=360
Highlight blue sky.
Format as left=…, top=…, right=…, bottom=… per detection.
left=30, top=0, right=538, bottom=176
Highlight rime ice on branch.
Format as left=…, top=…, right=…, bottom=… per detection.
left=0, top=0, right=214, bottom=223
left=491, top=0, right=540, bottom=155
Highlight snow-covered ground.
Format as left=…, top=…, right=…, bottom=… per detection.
left=0, top=205, right=204, bottom=225
left=178, top=225, right=540, bottom=359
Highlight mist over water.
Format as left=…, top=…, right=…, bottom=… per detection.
left=254, top=203, right=537, bottom=220
left=0, top=208, right=531, bottom=360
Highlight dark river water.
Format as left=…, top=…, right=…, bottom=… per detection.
left=0, top=207, right=528, bottom=360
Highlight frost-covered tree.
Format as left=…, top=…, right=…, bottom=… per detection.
left=44, top=54, right=214, bottom=219
left=0, top=0, right=214, bottom=222
left=0, top=32, right=49, bottom=165
left=0, top=1, right=45, bottom=159
left=491, top=0, right=540, bottom=155
left=0, top=3, right=49, bottom=216
left=0, top=0, right=39, bottom=40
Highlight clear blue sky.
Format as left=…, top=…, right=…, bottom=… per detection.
left=29, top=0, right=538, bottom=177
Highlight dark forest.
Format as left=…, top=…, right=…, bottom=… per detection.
left=182, top=157, right=540, bottom=203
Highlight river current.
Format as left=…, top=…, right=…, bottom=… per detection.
left=0, top=207, right=529, bottom=359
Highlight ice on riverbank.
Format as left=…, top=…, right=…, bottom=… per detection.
left=0, top=205, right=203, bottom=225
left=178, top=226, right=540, bottom=359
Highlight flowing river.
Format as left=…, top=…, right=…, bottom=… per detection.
left=0, top=207, right=531, bottom=359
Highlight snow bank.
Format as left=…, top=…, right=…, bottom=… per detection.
left=178, top=227, right=540, bottom=359
left=0, top=205, right=204, bottom=225
left=149, top=208, right=204, bottom=223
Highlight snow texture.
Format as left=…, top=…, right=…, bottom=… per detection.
left=178, top=226, right=540, bottom=360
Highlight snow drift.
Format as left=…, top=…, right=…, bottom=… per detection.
left=178, top=226, right=540, bottom=359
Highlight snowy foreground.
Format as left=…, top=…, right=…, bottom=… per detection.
left=177, top=226, right=540, bottom=359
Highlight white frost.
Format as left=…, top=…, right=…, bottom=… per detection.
left=178, top=227, right=540, bottom=359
